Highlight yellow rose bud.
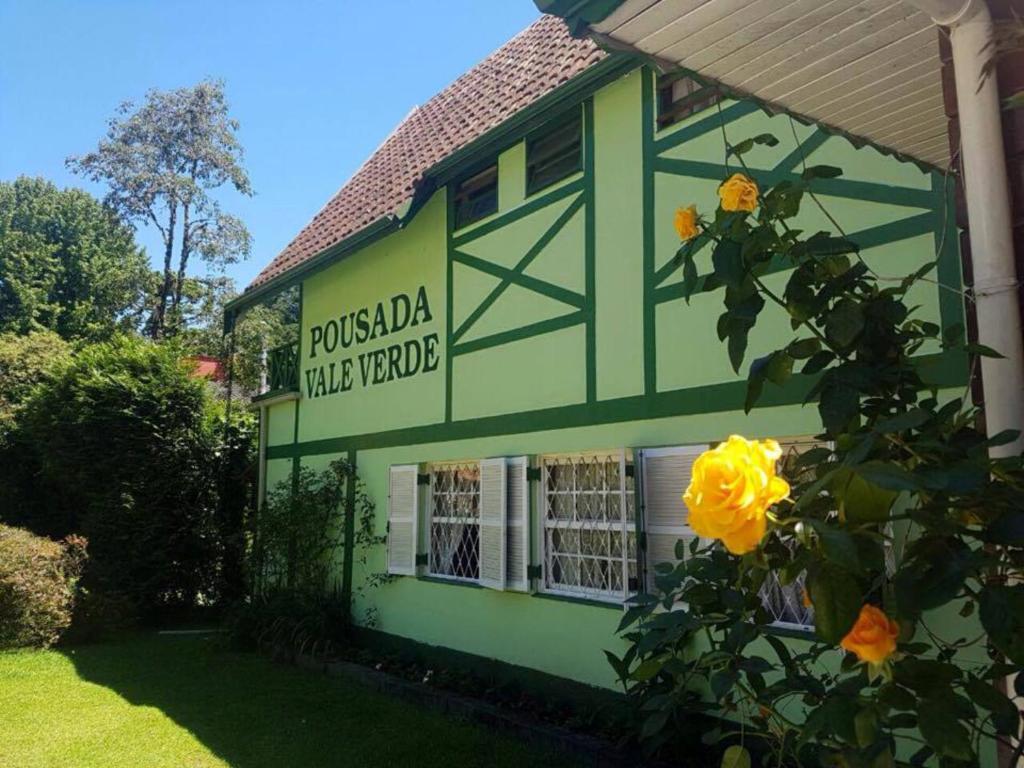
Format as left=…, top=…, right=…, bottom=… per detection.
left=682, top=435, right=790, bottom=555
left=840, top=605, right=899, bottom=664
left=718, top=173, right=759, bottom=213
left=674, top=204, right=699, bottom=241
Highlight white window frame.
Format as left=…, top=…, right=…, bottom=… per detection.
left=536, top=450, right=638, bottom=604
left=427, top=460, right=482, bottom=584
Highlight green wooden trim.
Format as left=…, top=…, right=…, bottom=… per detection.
left=341, top=448, right=357, bottom=622
left=452, top=310, right=586, bottom=357
left=451, top=178, right=583, bottom=247
left=652, top=157, right=937, bottom=209
left=531, top=591, right=624, bottom=611
left=652, top=101, right=760, bottom=155
left=453, top=194, right=585, bottom=344
left=451, top=250, right=585, bottom=309
left=266, top=351, right=964, bottom=460
left=771, top=128, right=830, bottom=174
left=641, top=66, right=656, bottom=396
left=446, top=188, right=455, bottom=423
left=932, top=173, right=964, bottom=336
left=583, top=97, right=597, bottom=404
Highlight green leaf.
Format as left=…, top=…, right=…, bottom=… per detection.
left=980, top=585, right=1024, bottom=665
left=720, top=745, right=752, bottom=768
left=873, top=409, right=928, bottom=434
left=710, top=670, right=737, bottom=700
left=964, top=678, right=1019, bottom=735
left=632, top=658, right=663, bottom=682
left=917, top=699, right=974, bottom=761
left=818, top=381, right=859, bottom=435
left=802, top=350, right=834, bottom=375
left=788, top=338, right=820, bottom=359
left=855, top=707, right=878, bottom=748
left=825, top=298, right=865, bottom=348
left=712, top=239, right=745, bottom=290
left=964, top=342, right=1004, bottom=358
left=807, top=562, right=862, bottom=643
left=808, top=521, right=862, bottom=572
left=987, top=513, right=1024, bottom=545
left=855, top=461, right=921, bottom=491
left=801, top=164, right=843, bottom=180
left=894, top=537, right=973, bottom=616
left=840, top=473, right=897, bottom=524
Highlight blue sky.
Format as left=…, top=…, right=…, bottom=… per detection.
left=0, top=0, right=541, bottom=289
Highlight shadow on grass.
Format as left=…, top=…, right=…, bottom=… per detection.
left=65, top=633, right=575, bottom=768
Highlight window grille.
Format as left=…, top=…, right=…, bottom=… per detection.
left=452, top=165, right=498, bottom=229
left=526, top=110, right=582, bottom=196
left=656, top=73, right=721, bottom=129
left=539, top=452, right=637, bottom=602
left=758, top=437, right=828, bottom=630
left=428, top=461, right=481, bottom=582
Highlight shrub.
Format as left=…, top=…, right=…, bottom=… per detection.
left=0, top=524, right=86, bottom=648
left=6, top=335, right=255, bottom=619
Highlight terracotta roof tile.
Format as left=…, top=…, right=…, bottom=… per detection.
left=247, top=14, right=604, bottom=291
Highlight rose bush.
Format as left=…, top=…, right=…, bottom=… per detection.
left=609, top=132, right=1024, bottom=767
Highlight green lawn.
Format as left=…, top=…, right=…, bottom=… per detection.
left=0, top=634, right=579, bottom=768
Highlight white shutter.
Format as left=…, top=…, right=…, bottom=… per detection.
left=505, top=456, right=530, bottom=592
left=641, top=445, right=708, bottom=592
left=387, top=464, right=419, bottom=576
left=478, top=457, right=507, bottom=590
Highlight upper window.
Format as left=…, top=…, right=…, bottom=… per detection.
left=428, top=461, right=481, bottom=582
left=539, top=451, right=637, bottom=602
left=526, top=111, right=582, bottom=196
left=657, top=73, right=721, bottom=130
left=453, top=165, right=498, bottom=229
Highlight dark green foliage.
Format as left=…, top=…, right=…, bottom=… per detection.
left=2, top=335, right=255, bottom=619
left=0, top=524, right=87, bottom=648
left=238, top=459, right=390, bottom=656
left=0, top=330, right=70, bottom=442
left=0, top=177, right=148, bottom=340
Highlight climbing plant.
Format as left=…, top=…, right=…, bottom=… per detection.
left=610, top=133, right=1024, bottom=767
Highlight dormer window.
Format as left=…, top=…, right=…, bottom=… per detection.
left=526, top=110, right=582, bottom=196
left=657, top=73, right=721, bottom=129
left=453, top=164, right=498, bottom=229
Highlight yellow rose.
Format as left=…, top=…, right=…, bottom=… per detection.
left=718, top=173, right=759, bottom=213
left=682, top=435, right=790, bottom=555
left=840, top=605, right=899, bottom=664
left=674, top=204, right=699, bottom=241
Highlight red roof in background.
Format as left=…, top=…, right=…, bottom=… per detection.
left=246, top=14, right=604, bottom=292
left=189, top=355, right=226, bottom=382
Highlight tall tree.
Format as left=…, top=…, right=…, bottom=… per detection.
left=67, top=80, right=252, bottom=338
left=0, top=177, right=149, bottom=340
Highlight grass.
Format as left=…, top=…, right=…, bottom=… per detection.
left=0, top=633, right=581, bottom=768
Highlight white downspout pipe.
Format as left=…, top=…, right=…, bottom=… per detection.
left=906, top=0, right=1024, bottom=458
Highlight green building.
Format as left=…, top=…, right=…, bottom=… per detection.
left=226, top=15, right=964, bottom=692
